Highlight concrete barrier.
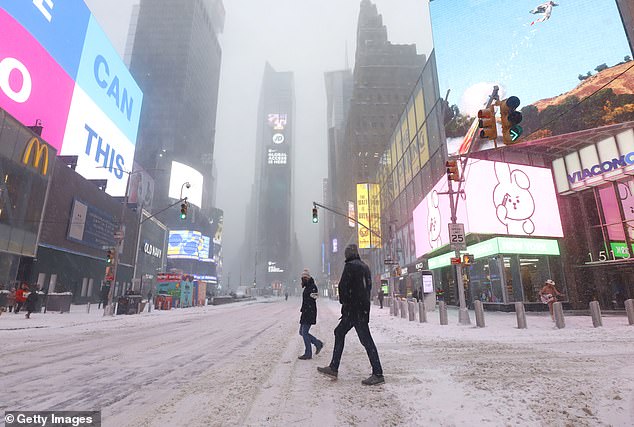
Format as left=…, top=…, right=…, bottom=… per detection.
left=408, top=301, right=416, bottom=321
left=625, top=299, right=634, bottom=325
left=474, top=300, right=485, bottom=328
left=439, top=301, right=448, bottom=325
left=393, top=298, right=398, bottom=317
left=515, top=302, right=527, bottom=329
left=589, top=301, right=603, bottom=328
left=553, top=302, right=565, bottom=329
left=400, top=299, right=407, bottom=319
left=418, top=300, right=427, bottom=323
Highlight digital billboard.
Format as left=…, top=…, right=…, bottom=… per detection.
left=168, top=161, right=204, bottom=207
left=413, top=159, right=563, bottom=258
left=430, top=0, right=634, bottom=155
left=168, top=230, right=214, bottom=262
left=0, top=2, right=143, bottom=196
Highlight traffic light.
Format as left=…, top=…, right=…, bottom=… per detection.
left=500, top=96, right=523, bottom=145
left=446, top=159, right=460, bottom=182
left=477, top=105, right=497, bottom=140
left=462, top=253, right=474, bottom=266
left=180, top=202, right=188, bottom=220
left=312, top=207, right=318, bottom=223
left=106, top=249, right=113, bottom=264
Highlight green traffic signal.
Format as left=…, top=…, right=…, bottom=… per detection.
left=312, top=207, right=318, bottom=223
left=180, top=203, right=188, bottom=220
left=510, top=125, right=523, bottom=142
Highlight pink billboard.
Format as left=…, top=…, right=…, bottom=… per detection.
left=0, top=10, right=74, bottom=151
left=414, top=159, right=564, bottom=258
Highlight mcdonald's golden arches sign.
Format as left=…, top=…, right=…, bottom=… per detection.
left=22, top=137, right=50, bottom=176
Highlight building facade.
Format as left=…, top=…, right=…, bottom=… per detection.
left=323, top=69, right=353, bottom=289
left=0, top=109, right=56, bottom=287
left=616, top=0, right=634, bottom=55
left=129, top=0, right=225, bottom=216
left=330, top=0, right=426, bottom=289
left=247, top=63, right=296, bottom=290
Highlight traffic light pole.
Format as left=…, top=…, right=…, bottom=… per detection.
left=444, top=179, right=470, bottom=325
left=312, top=201, right=382, bottom=243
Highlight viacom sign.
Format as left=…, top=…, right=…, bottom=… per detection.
left=0, top=2, right=143, bottom=196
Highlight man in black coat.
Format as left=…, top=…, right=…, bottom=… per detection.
left=318, top=244, right=384, bottom=385
left=298, top=269, right=323, bottom=360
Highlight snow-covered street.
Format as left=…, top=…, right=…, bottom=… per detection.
left=1, top=298, right=633, bottom=426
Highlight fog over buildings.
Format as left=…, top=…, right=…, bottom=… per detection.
left=85, top=0, right=433, bottom=289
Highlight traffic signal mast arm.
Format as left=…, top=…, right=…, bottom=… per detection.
left=311, top=201, right=382, bottom=242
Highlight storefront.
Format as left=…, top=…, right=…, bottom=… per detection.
left=0, top=110, right=56, bottom=287
left=551, top=127, right=634, bottom=309
left=134, top=210, right=168, bottom=297
left=428, top=237, right=565, bottom=311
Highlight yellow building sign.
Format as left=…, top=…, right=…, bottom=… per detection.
left=357, top=183, right=382, bottom=249
left=357, top=183, right=370, bottom=248
left=22, top=137, right=49, bottom=176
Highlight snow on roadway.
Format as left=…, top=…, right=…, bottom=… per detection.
left=1, top=298, right=633, bottom=426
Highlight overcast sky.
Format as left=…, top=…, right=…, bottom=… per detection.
left=85, top=0, right=433, bottom=286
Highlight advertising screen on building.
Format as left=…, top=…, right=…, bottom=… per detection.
left=413, top=159, right=563, bottom=258
left=356, top=183, right=381, bottom=249
left=168, top=230, right=202, bottom=259
left=429, top=0, right=634, bottom=155
left=168, top=161, right=204, bottom=207
left=0, top=3, right=143, bottom=196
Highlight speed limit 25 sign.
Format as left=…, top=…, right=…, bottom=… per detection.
left=448, top=223, right=466, bottom=250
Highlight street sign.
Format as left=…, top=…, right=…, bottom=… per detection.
left=384, top=259, right=399, bottom=265
left=448, top=223, right=466, bottom=250
left=450, top=257, right=462, bottom=265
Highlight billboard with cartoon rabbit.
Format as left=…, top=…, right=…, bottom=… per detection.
left=413, top=159, right=563, bottom=258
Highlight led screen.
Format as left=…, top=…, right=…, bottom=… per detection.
left=168, top=161, right=204, bottom=208
left=168, top=230, right=202, bottom=259
left=0, top=2, right=143, bottom=196
left=430, top=0, right=633, bottom=155
left=413, top=159, right=564, bottom=257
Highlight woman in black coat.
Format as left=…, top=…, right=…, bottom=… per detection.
left=298, top=269, right=323, bottom=360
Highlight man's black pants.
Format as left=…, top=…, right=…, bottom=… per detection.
left=329, top=316, right=383, bottom=376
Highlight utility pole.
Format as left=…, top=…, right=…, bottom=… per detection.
left=439, top=85, right=500, bottom=325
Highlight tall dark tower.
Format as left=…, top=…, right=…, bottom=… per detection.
left=246, top=63, right=295, bottom=290
left=128, top=0, right=225, bottom=216
left=337, top=0, right=426, bottom=253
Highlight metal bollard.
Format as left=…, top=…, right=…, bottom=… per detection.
left=418, top=300, right=427, bottom=323
left=515, top=302, right=527, bottom=329
left=439, top=301, right=448, bottom=325
left=408, top=301, right=416, bottom=321
left=589, top=301, right=602, bottom=328
left=389, top=297, right=393, bottom=315
left=625, top=299, right=634, bottom=325
left=474, top=300, right=485, bottom=328
left=86, top=302, right=91, bottom=314
left=401, top=299, right=407, bottom=319
left=392, top=298, right=398, bottom=317
left=553, top=302, right=565, bottom=329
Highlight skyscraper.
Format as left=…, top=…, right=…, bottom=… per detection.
left=128, top=0, right=225, bottom=216
left=333, top=0, right=425, bottom=269
left=245, top=63, right=295, bottom=290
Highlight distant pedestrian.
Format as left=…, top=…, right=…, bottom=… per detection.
left=318, top=244, right=384, bottom=386
left=98, top=284, right=110, bottom=309
left=7, top=287, right=16, bottom=313
left=539, top=279, right=564, bottom=320
left=25, top=287, right=39, bottom=319
left=285, top=292, right=288, bottom=301
left=14, top=283, right=28, bottom=314
left=298, top=269, right=323, bottom=360
left=378, top=288, right=384, bottom=309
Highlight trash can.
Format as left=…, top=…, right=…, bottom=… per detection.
left=116, top=296, right=129, bottom=315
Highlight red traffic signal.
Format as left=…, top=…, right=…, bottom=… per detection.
left=477, top=106, right=497, bottom=140
left=446, top=159, right=460, bottom=181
